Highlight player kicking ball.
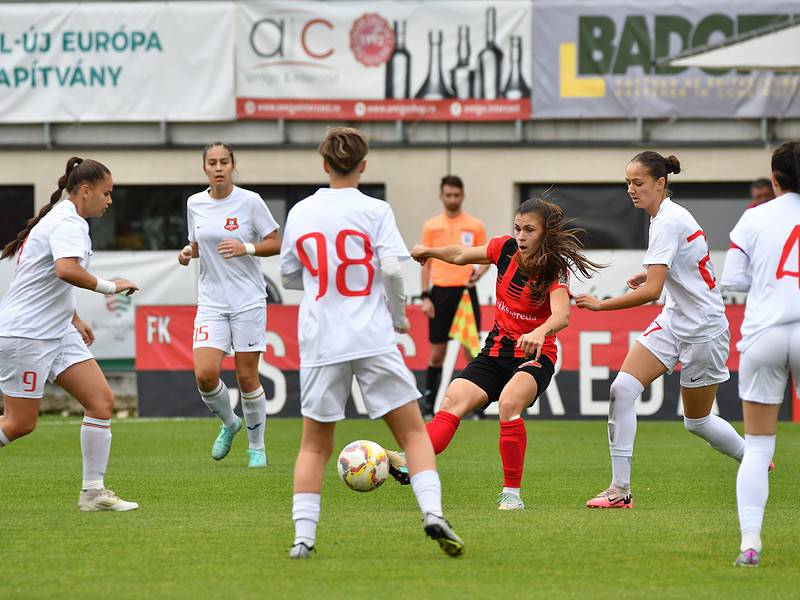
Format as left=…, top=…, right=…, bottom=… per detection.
left=280, top=127, right=464, bottom=558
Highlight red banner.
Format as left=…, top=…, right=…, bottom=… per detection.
left=236, top=98, right=531, bottom=122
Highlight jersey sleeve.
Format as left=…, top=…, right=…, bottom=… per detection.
left=486, top=235, right=510, bottom=264
left=279, top=210, right=301, bottom=275
left=548, top=270, right=573, bottom=298
left=642, top=218, right=678, bottom=268
left=375, top=206, right=410, bottom=260
left=252, top=195, right=280, bottom=239
left=475, top=220, right=487, bottom=246
left=186, top=205, right=195, bottom=243
left=728, top=210, right=755, bottom=257
left=49, top=217, right=88, bottom=260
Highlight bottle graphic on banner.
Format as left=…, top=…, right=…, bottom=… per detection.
left=415, top=30, right=453, bottom=100
left=477, top=7, right=503, bottom=99
left=502, top=36, right=530, bottom=99
left=385, top=21, right=411, bottom=99
left=450, top=25, right=473, bottom=99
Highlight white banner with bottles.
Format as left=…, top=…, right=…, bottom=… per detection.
left=236, top=0, right=532, bottom=121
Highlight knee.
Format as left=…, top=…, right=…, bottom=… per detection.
left=429, top=345, right=446, bottom=367
left=237, top=375, right=260, bottom=393
left=86, top=388, right=115, bottom=420
left=683, top=414, right=709, bottom=434
left=7, top=417, right=37, bottom=439
left=195, top=370, right=220, bottom=393
left=610, top=372, right=642, bottom=407
left=498, top=393, right=525, bottom=422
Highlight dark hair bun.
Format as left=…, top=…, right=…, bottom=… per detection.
left=665, top=155, right=681, bottom=175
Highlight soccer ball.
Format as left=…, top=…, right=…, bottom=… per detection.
left=337, top=440, right=389, bottom=492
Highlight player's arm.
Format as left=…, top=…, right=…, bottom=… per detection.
left=516, top=287, right=570, bottom=359
left=720, top=245, right=751, bottom=291
left=54, top=257, right=139, bottom=295
left=71, top=311, right=94, bottom=346
left=218, top=230, right=281, bottom=259
left=178, top=242, right=199, bottom=266
left=576, top=264, right=667, bottom=311
left=381, top=256, right=409, bottom=333
left=411, top=243, right=491, bottom=266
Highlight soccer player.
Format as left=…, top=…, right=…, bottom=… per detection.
left=410, top=198, right=601, bottom=510
left=280, top=127, right=464, bottom=559
left=0, top=157, right=139, bottom=511
left=419, top=176, right=488, bottom=416
left=178, top=143, right=280, bottom=468
left=747, top=178, right=775, bottom=209
left=576, top=151, right=746, bottom=509
left=721, top=141, right=800, bottom=567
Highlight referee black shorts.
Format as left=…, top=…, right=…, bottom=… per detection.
left=428, top=285, right=481, bottom=344
left=455, top=353, right=555, bottom=408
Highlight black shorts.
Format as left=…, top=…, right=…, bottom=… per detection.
left=428, top=285, right=481, bottom=344
left=455, top=353, right=555, bottom=408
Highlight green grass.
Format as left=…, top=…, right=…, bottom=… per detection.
left=3, top=418, right=798, bottom=599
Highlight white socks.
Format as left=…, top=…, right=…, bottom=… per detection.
left=81, top=416, right=111, bottom=490
left=293, top=492, right=321, bottom=547
left=684, top=414, right=745, bottom=461
left=0, top=426, right=9, bottom=447
left=608, top=372, right=643, bottom=491
left=410, top=470, right=443, bottom=518
left=736, top=434, right=776, bottom=552
left=199, top=380, right=236, bottom=428
left=241, top=387, right=267, bottom=450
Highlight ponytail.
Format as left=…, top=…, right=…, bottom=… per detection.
left=2, top=156, right=109, bottom=260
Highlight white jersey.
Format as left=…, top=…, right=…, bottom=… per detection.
left=280, top=187, right=410, bottom=368
left=728, top=192, right=800, bottom=351
left=0, top=200, right=90, bottom=339
left=642, top=198, right=727, bottom=342
left=187, top=186, right=279, bottom=313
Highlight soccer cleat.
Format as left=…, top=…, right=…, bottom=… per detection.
left=78, top=488, right=139, bottom=512
left=496, top=491, right=525, bottom=511
left=385, top=449, right=410, bottom=485
left=247, top=448, right=267, bottom=468
left=423, top=513, right=465, bottom=558
left=586, top=486, right=634, bottom=509
left=289, top=542, right=315, bottom=559
left=211, top=416, right=242, bottom=461
left=734, top=548, right=760, bottom=567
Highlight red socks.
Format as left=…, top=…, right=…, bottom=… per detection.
left=499, top=418, right=527, bottom=488
left=425, top=411, right=461, bottom=454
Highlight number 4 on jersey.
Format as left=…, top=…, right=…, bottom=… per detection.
left=776, top=225, right=800, bottom=286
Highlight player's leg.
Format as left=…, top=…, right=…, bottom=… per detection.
left=427, top=377, right=489, bottom=454
left=423, top=342, right=447, bottom=417
left=195, top=346, right=241, bottom=460
left=0, top=395, right=41, bottom=445
left=587, top=337, right=667, bottom=509
left=422, top=287, right=459, bottom=416
left=0, top=337, right=50, bottom=445
left=55, top=356, right=138, bottom=512
left=680, top=329, right=744, bottom=462
left=232, top=306, right=268, bottom=467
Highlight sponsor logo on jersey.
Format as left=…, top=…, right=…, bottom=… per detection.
left=224, top=217, right=239, bottom=231
left=461, top=230, right=475, bottom=246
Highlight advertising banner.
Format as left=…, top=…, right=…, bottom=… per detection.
left=236, top=1, right=532, bottom=121
left=135, top=304, right=798, bottom=421
left=0, top=2, right=235, bottom=123
left=533, top=0, right=800, bottom=118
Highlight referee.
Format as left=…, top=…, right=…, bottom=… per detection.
left=420, top=175, right=488, bottom=416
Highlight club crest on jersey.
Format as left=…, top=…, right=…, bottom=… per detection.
left=224, top=217, right=239, bottom=231
left=461, top=231, right=475, bottom=246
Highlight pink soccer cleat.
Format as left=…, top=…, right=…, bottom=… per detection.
left=586, top=486, right=634, bottom=509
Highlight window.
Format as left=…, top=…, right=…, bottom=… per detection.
left=519, top=182, right=751, bottom=250
left=90, top=184, right=386, bottom=250
left=0, top=186, right=35, bottom=249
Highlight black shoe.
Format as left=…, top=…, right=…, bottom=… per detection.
left=423, top=513, right=465, bottom=558
left=385, top=449, right=410, bottom=485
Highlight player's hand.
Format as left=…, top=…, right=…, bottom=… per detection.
left=72, top=316, right=95, bottom=346
left=468, top=268, right=482, bottom=286
left=394, top=318, right=410, bottom=334
left=516, top=328, right=545, bottom=361
left=114, top=279, right=139, bottom=296
left=410, top=244, right=429, bottom=265
left=575, top=293, right=602, bottom=311
left=178, top=245, right=193, bottom=266
left=421, top=297, right=435, bottom=319
left=218, top=239, right=246, bottom=259
left=627, top=271, right=648, bottom=290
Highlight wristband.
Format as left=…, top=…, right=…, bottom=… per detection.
left=244, top=243, right=256, bottom=256
left=94, top=278, right=116, bottom=294
left=420, top=291, right=431, bottom=300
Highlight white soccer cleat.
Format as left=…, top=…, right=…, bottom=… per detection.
left=496, top=490, right=525, bottom=511
left=78, top=488, right=139, bottom=512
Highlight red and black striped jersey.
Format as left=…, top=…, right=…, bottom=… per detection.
left=482, top=235, right=570, bottom=361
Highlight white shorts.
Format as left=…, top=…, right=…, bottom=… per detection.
left=192, top=305, right=267, bottom=353
left=299, top=349, right=420, bottom=422
left=738, top=323, right=800, bottom=405
left=0, top=329, right=93, bottom=399
left=636, top=321, right=730, bottom=388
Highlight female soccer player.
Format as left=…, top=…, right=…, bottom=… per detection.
left=178, top=143, right=280, bottom=467
left=410, top=198, right=601, bottom=511
left=576, top=151, right=745, bottom=509
left=721, top=141, right=800, bottom=567
left=280, top=127, right=464, bottom=559
left=0, top=157, right=139, bottom=511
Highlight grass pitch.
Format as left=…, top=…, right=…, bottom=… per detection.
left=3, top=418, right=798, bottom=599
